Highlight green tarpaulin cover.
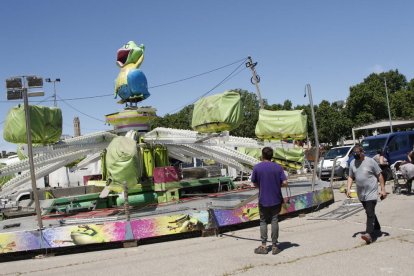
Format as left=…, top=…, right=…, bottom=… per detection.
left=106, top=136, right=141, bottom=190
left=238, top=147, right=304, bottom=170
left=154, top=145, right=169, bottom=167
left=255, top=109, right=307, bottom=140
left=3, top=105, right=62, bottom=144
left=192, top=90, right=243, bottom=133
left=142, top=147, right=154, bottom=177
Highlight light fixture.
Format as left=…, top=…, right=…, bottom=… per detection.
left=44, top=78, right=61, bottom=107
left=6, top=77, right=23, bottom=90
left=26, top=76, right=43, bottom=88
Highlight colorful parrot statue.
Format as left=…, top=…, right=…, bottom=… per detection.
left=114, top=41, right=150, bottom=103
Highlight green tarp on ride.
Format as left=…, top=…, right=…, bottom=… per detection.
left=139, top=146, right=169, bottom=178
left=106, top=136, right=141, bottom=190
left=237, top=147, right=262, bottom=161
left=274, top=147, right=304, bottom=164
left=142, top=147, right=154, bottom=177
left=192, top=90, right=243, bottom=133
left=154, top=145, right=169, bottom=167
left=255, top=109, right=307, bottom=140
left=238, top=147, right=304, bottom=170
left=3, top=105, right=62, bottom=144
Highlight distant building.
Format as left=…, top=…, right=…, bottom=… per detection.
left=0, top=151, right=17, bottom=158
left=74, top=117, right=81, bottom=137
left=352, top=120, right=414, bottom=142
left=60, top=134, right=73, bottom=140
left=333, top=100, right=345, bottom=107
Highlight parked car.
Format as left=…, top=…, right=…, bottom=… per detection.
left=348, top=130, right=414, bottom=180
left=358, top=130, right=414, bottom=165
left=317, top=145, right=354, bottom=180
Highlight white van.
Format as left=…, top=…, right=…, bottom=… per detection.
left=0, top=155, right=19, bottom=166
left=317, top=145, right=354, bottom=180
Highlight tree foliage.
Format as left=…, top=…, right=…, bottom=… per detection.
left=293, top=104, right=314, bottom=141
left=390, top=90, right=414, bottom=118
left=315, top=100, right=352, bottom=145
left=150, top=104, right=193, bottom=130
left=345, top=70, right=409, bottom=127
left=229, top=89, right=260, bottom=138
left=267, top=99, right=292, bottom=111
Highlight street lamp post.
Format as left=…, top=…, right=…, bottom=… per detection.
left=384, top=78, right=393, bottom=133
left=5, top=76, right=44, bottom=230
left=45, top=78, right=60, bottom=107
left=305, top=84, right=320, bottom=191
left=246, top=57, right=264, bottom=109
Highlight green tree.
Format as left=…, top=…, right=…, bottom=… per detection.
left=267, top=100, right=293, bottom=111
left=229, top=89, right=260, bottom=138
left=407, top=78, right=414, bottom=92
left=315, top=100, right=352, bottom=145
left=294, top=104, right=314, bottom=143
left=282, top=100, right=293, bottom=110
left=345, top=70, right=408, bottom=127
left=391, top=90, right=414, bottom=119
left=150, top=105, right=194, bottom=130
left=267, top=103, right=283, bottom=110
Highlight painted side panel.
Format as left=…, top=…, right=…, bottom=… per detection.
left=0, top=188, right=333, bottom=254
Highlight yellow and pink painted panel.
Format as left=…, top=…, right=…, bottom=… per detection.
left=213, top=187, right=334, bottom=226
left=130, top=211, right=209, bottom=238
left=0, top=188, right=333, bottom=254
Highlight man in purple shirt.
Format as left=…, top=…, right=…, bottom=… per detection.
left=251, top=147, right=288, bottom=255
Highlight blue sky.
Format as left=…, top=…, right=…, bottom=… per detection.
left=1, top=0, right=414, bottom=151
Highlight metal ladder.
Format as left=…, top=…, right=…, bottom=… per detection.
left=308, top=198, right=363, bottom=220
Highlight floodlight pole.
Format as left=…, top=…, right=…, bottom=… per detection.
left=246, top=57, right=264, bottom=109
left=384, top=78, right=393, bottom=133
left=305, top=84, right=319, bottom=191
left=22, top=77, right=43, bottom=229
left=45, top=78, right=60, bottom=107
left=53, top=81, right=57, bottom=107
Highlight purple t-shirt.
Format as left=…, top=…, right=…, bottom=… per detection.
left=251, top=161, right=286, bottom=207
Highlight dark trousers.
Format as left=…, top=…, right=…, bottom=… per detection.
left=361, top=200, right=381, bottom=235
left=259, top=204, right=282, bottom=245
left=407, top=178, right=413, bottom=193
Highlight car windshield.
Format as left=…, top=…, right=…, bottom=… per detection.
left=324, top=147, right=351, bottom=159
left=361, top=138, right=387, bottom=152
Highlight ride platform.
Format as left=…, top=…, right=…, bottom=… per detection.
left=0, top=176, right=333, bottom=257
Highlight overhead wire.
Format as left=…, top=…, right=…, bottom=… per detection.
left=60, top=58, right=248, bottom=127
left=0, top=57, right=249, bottom=128
left=60, top=57, right=248, bottom=124
left=148, top=57, right=248, bottom=89
left=61, top=121, right=110, bottom=133
left=57, top=95, right=106, bottom=123
left=0, top=94, right=113, bottom=104
left=192, top=57, right=248, bottom=102
left=35, top=95, right=54, bottom=105
left=146, top=58, right=248, bottom=130
left=164, top=57, right=248, bottom=115
left=0, top=57, right=248, bottom=104
left=33, top=94, right=113, bottom=103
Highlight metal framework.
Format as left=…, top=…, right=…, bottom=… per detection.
left=0, top=127, right=299, bottom=200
